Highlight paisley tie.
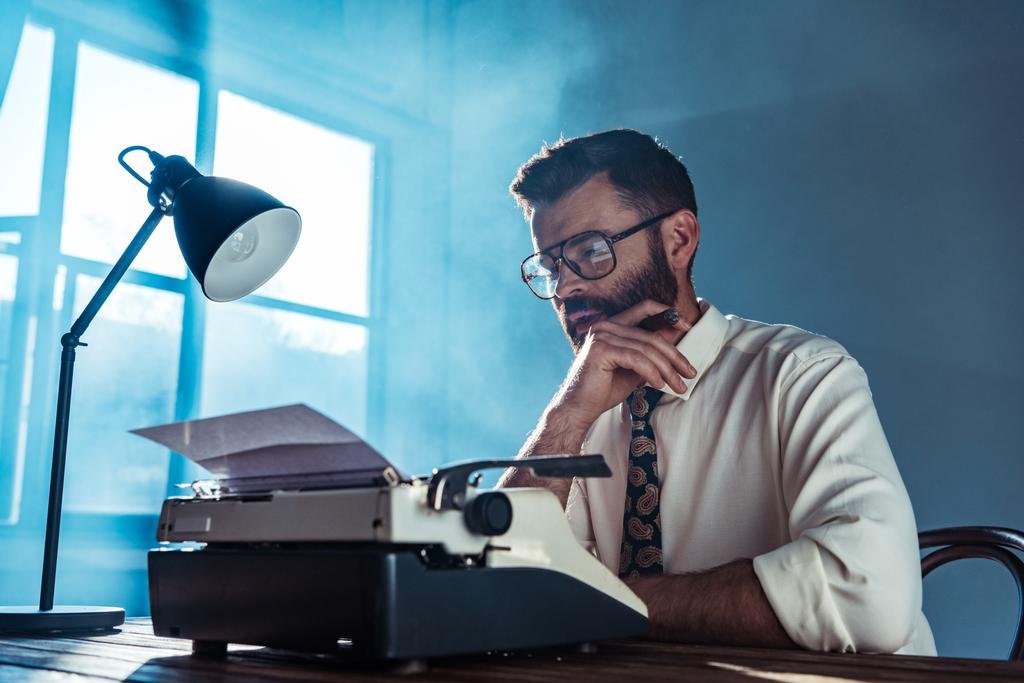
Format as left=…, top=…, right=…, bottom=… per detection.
left=618, top=386, right=665, bottom=577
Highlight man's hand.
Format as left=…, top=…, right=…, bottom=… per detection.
left=498, top=300, right=696, bottom=505
left=553, top=299, right=696, bottom=428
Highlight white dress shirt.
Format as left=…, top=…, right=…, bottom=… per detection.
left=565, top=300, right=936, bottom=655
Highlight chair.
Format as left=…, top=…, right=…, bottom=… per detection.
left=919, top=526, right=1024, bottom=661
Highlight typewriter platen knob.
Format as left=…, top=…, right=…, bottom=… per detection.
left=463, top=491, right=513, bottom=536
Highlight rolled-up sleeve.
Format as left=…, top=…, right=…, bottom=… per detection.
left=752, top=353, right=923, bottom=653
left=565, top=476, right=595, bottom=546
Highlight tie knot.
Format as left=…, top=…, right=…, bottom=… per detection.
left=628, top=387, right=664, bottom=419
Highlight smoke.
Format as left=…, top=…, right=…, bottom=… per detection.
left=443, top=1, right=601, bottom=473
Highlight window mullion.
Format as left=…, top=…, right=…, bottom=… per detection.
left=19, top=27, right=79, bottom=518
left=165, top=75, right=216, bottom=495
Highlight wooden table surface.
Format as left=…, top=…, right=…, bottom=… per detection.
left=0, top=619, right=1022, bottom=682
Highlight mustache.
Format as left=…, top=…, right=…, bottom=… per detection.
left=561, top=297, right=617, bottom=318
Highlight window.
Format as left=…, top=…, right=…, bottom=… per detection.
left=201, top=304, right=369, bottom=433
left=0, top=21, right=52, bottom=525
left=0, top=254, right=21, bottom=524
left=60, top=42, right=197, bottom=278
left=214, top=91, right=374, bottom=315
left=0, top=15, right=379, bottom=612
left=62, top=276, right=184, bottom=514
left=55, top=44, right=197, bottom=516
left=205, top=91, right=374, bottom=431
left=0, top=23, right=53, bottom=218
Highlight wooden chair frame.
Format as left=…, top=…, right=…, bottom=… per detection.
left=919, top=526, right=1024, bottom=661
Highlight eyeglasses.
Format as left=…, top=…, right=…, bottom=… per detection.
left=520, top=209, right=679, bottom=300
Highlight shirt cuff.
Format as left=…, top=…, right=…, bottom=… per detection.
left=753, top=536, right=855, bottom=652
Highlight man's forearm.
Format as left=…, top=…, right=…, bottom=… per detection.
left=624, top=559, right=797, bottom=648
left=496, top=406, right=591, bottom=507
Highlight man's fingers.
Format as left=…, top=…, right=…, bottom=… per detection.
left=590, top=330, right=688, bottom=393
left=590, top=319, right=697, bottom=379
left=622, top=350, right=669, bottom=392
left=590, top=336, right=663, bottom=389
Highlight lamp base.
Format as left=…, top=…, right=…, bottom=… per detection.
left=0, top=605, right=124, bottom=633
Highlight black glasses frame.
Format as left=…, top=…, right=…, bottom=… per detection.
left=520, top=209, right=680, bottom=300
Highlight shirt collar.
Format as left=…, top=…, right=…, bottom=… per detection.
left=655, top=299, right=729, bottom=402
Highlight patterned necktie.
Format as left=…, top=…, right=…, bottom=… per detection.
left=618, top=386, right=665, bottom=578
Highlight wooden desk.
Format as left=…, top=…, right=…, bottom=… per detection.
left=0, top=619, right=1021, bottom=681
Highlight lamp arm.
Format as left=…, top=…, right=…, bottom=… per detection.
left=68, top=206, right=167, bottom=339
left=38, top=206, right=166, bottom=610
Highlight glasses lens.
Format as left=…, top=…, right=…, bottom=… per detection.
left=564, top=232, right=614, bottom=279
left=522, top=253, right=558, bottom=298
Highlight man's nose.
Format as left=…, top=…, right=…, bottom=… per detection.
left=553, top=259, right=585, bottom=300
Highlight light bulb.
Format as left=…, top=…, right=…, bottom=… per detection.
left=219, top=225, right=260, bottom=263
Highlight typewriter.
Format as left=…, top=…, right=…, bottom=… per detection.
left=141, top=406, right=647, bottom=661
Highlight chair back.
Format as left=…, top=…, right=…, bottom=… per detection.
left=919, top=526, right=1024, bottom=661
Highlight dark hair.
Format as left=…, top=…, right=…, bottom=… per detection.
left=509, top=129, right=697, bottom=221
left=509, top=129, right=699, bottom=280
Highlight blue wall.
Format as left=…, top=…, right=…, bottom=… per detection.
left=448, top=0, right=1024, bottom=660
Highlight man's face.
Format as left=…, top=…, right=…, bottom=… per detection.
left=529, top=174, right=679, bottom=352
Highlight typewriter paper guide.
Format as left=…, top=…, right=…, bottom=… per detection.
left=131, top=403, right=403, bottom=492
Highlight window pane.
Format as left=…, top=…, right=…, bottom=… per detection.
left=201, top=304, right=368, bottom=436
left=215, top=91, right=373, bottom=315
left=0, top=255, right=20, bottom=522
left=63, top=275, right=183, bottom=514
left=0, top=23, right=53, bottom=217
left=60, top=43, right=198, bottom=278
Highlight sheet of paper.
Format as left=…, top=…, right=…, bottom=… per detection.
left=131, top=404, right=403, bottom=490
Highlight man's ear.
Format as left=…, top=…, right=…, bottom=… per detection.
left=661, top=209, right=700, bottom=271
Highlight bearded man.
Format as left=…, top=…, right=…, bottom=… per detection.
left=497, top=129, right=936, bottom=655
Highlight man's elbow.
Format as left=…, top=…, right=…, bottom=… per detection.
left=830, top=571, right=921, bottom=653
left=813, top=518, right=923, bottom=653
left=756, top=523, right=923, bottom=653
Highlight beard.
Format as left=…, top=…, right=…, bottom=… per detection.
left=556, top=235, right=680, bottom=353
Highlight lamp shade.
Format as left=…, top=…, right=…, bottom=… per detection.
left=170, top=175, right=301, bottom=302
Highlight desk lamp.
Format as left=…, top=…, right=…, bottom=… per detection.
left=0, top=146, right=301, bottom=631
